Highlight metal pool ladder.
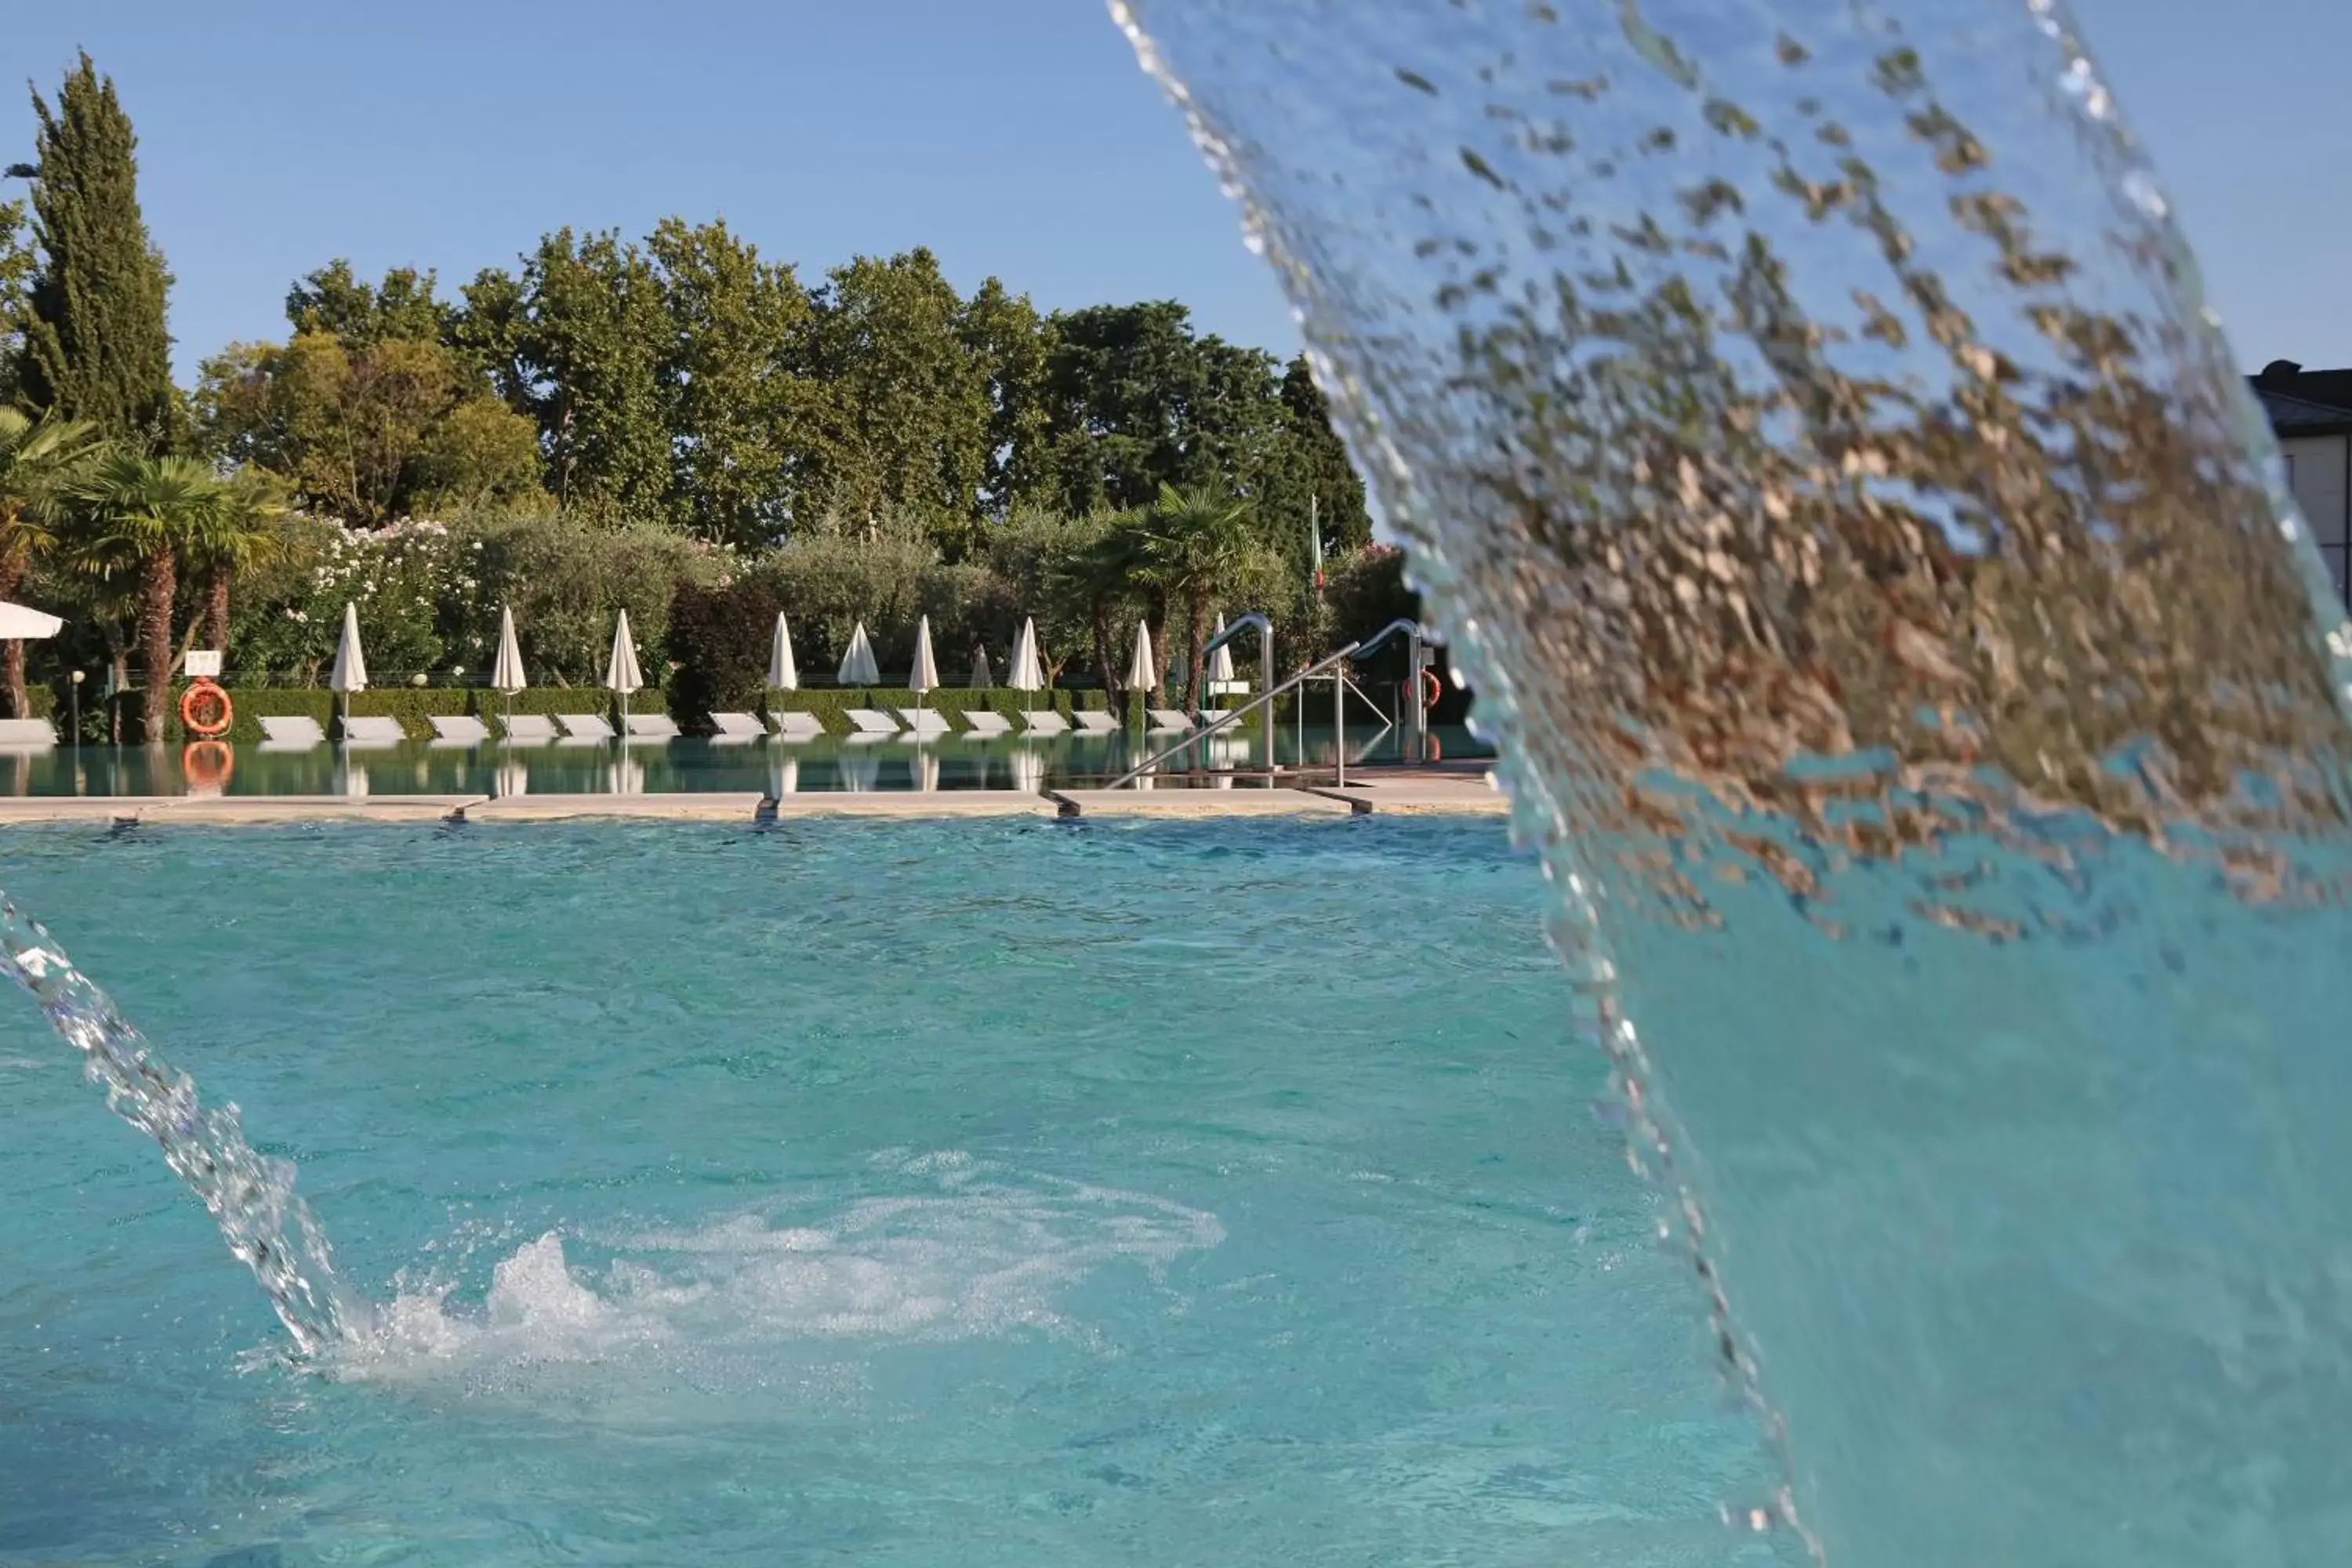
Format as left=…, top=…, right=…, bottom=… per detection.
left=1106, top=617, right=1432, bottom=791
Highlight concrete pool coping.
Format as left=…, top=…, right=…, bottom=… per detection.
left=0, top=773, right=1508, bottom=826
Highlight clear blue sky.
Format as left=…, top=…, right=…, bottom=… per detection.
left=5, top=1, right=2344, bottom=381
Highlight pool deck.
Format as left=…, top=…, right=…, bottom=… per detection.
left=0, top=772, right=1507, bottom=826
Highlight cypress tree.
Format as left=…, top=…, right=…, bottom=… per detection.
left=10, top=53, right=176, bottom=447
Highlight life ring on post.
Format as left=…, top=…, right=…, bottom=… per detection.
left=1417, top=668, right=1443, bottom=711
left=179, top=677, right=234, bottom=739
left=182, top=739, right=234, bottom=794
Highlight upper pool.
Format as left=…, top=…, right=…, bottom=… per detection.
left=0, top=818, right=1775, bottom=1566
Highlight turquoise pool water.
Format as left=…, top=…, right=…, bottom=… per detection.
left=0, top=818, right=1777, bottom=1566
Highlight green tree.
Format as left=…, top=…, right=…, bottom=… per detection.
left=285, top=260, right=453, bottom=348
left=514, top=229, right=671, bottom=514
left=64, top=452, right=227, bottom=739
left=10, top=53, right=177, bottom=448
left=0, top=407, right=100, bottom=713
left=185, top=466, right=289, bottom=657
left=1052, top=506, right=1155, bottom=695
left=0, top=198, right=36, bottom=407
left=802, top=249, right=992, bottom=550
left=1264, top=354, right=1372, bottom=553
left=1138, top=482, right=1260, bottom=710
left=646, top=216, right=818, bottom=546
left=959, top=278, right=1054, bottom=517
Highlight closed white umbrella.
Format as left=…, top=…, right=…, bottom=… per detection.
left=1007, top=616, right=1043, bottom=725
left=909, top=614, right=939, bottom=734
left=605, top=608, right=644, bottom=742
left=490, top=604, right=526, bottom=733
left=1208, top=613, right=1236, bottom=684
left=969, top=646, right=993, bottom=688
left=330, top=601, right=368, bottom=738
left=768, top=613, right=799, bottom=691
left=0, top=601, right=63, bottom=640
left=1008, top=619, right=1044, bottom=692
left=1125, top=619, right=1156, bottom=707
left=837, top=622, right=880, bottom=688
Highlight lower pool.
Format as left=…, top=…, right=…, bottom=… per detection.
left=0, top=818, right=1777, bottom=1566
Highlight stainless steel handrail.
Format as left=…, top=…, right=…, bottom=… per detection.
left=1107, top=643, right=1362, bottom=789
left=1107, top=619, right=1431, bottom=790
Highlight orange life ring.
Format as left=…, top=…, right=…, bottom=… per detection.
left=182, top=739, right=234, bottom=793
left=1417, top=668, right=1443, bottom=710
left=179, top=678, right=234, bottom=738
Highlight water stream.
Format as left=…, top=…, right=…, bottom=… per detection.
left=1113, top=1, right=2352, bottom=1562
left=0, top=888, right=360, bottom=1356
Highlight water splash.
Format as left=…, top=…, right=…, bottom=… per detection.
left=0, top=888, right=361, bottom=1355
left=1116, top=1, right=2352, bottom=1562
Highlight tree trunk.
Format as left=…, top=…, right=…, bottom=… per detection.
left=0, top=551, right=26, bottom=720
left=204, top=568, right=233, bottom=655
left=1091, top=597, right=1116, bottom=695
left=139, top=546, right=176, bottom=743
left=1182, top=591, right=1210, bottom=713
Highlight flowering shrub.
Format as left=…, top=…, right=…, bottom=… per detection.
left=228, top=517, right=487, bottom=684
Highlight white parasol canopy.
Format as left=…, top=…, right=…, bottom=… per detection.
left=837, top=622, right=880, bottom=687
left=1125, top=619, right=1156, bottom=693
left=1008, top=618, right=1044, bottom=693
left=1208, top=613, right=1236, bottom=684
left=969, top=646, right=994, bottom=688
left=767, top=612, right=799, bottom=691
left=330, top=602, right=368, bottom=692
left=909, top=615, right=938, bottom=695
left=604, top=609, right=644, bottom=695
left=491, top=605, right=527, bottom=694
left=0, top=601, right=63, bottom=640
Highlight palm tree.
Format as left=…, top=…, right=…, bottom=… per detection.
left=1138, top=483, right=1257, bottom=712
left=0, top=409, right=103, bottom=717
left=186, top=466, right=290, bottom=659
left=64, top=452, right=229, bottom=742
left=1052, top=507, right=1152, bottom=695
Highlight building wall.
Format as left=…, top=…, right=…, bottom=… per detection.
left=2281, top=433, right=2351, bottom=606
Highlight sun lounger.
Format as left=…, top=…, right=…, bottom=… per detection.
left=499, top=713, right=559, bottom=743
left=258, top=715, right=325, bottom=752
left=427, top=714, right=491, bottom=748
left=708, top=711, right=766, bottom=745
left=960, top=710, right=1013, bottom=738
left=340, top=714, right=407, bottom=747
left=0, top=717, right=57, bottom=750
left=623, top=713, right=681, bottom=742
left=1020, top=710, right=1070, bottom=736
left=843, top=708, right=901, bottom=744
left=769, top=711, right=826, bottom=742
left=1146, top=709, right=1196, bottom=734
left=554, top=713, right=615, bottom=743
left=895, top=707, right=950, bottom=740
left=1070, top=710, right=1118, bottom=735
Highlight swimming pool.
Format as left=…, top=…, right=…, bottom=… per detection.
left=0, top=818, right=1778, bottom=1566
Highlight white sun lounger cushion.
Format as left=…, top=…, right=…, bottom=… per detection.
left=1070, top=710, right=1118, bottom=735
left=341, top=715, right=408, bottom=745
left=0, top=717, right=56, bottom=748
left=961, top=710, right=1013, bottom=736
left=1021, top=710, right=1070, bottom=736
left=427, top=714, right=491, bottom=745
left=770, top=711, right=826, bottom=741
left=500, top=713, right=559, bottom=742
left=624, top=713, right=681, bottom=740
left=554, top=713, right=616, bottom=740
left=895, top=708, right=950, bottom=738
left=844, top=709, right=902, bottom=735
left=1146, top=709, right=1195, bottom=733
left=708, top=711, right=766, bottom=738
left=258, top=715, right=325, bottom=749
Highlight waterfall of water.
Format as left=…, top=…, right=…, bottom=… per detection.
left=0, top=890, right=360, bottom=1356
left=1116, top=2, right=2352, bottom=1562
